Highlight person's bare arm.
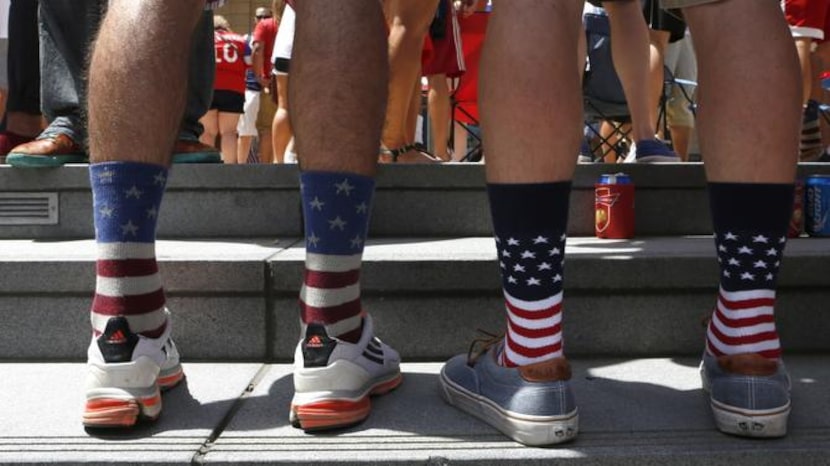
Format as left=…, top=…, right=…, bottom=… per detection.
left=251, top=40, right=268, bottom=88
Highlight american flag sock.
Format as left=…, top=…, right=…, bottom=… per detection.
left=90, top=162, right=169, bottom=339
left=706, top=182, right=795, bottom=360
left=488, top=182, right=571, bottom=368
left=299, top=171, right=374, bottom=344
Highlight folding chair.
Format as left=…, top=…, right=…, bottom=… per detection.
left=582, top=11, right=634, bottom=163
left=450, top=10, right=488, bottom=162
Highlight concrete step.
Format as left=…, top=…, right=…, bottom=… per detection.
left=3, top=163, right=830, bottom=239
left=1, top=236, right=828, bottom=361
left=2, top=358, right=829, bottom=465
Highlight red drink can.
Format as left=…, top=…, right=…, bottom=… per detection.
left=788, top=179, right=804, bottom=238
left=595, top=173, right=635, bottom=239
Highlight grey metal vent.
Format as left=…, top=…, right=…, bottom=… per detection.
left=0, top=193, right=59, bottom=225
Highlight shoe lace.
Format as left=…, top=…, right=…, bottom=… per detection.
left=466, top=329, right=503, bottom=367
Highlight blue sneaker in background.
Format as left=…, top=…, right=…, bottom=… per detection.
left=624, top=138, right=680, bottom=163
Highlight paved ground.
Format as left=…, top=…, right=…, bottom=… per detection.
left=2, top=357, right=828, bottom=465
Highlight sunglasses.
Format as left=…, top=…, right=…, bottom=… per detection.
left=256, top=15, right=272, bottom=19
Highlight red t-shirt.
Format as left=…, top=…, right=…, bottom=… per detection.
left=213, top=30, right=251, bottom=94
left=253, top=17, right=278, bottom=78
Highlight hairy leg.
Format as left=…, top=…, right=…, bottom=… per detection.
left=88, top=0, right=202, bottom=164
left=292, top=0, right=387, bottom=175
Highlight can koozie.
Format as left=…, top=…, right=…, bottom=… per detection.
left=595, top=173, right=635, bottom=239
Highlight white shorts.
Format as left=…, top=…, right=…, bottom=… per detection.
left=272, top=4, right=295, bottom=75
left=237, top=89, right=261, bottom=137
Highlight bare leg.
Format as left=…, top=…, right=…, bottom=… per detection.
left=669, top=124, right=691, bottom=161
left=238, top=135, right=253, bottom=163
left=648, top=29, right=670, bottom=132
left=428, top=74, right=452, bottom=161
left=292, top=0, right=387, bottom=176
left=271, top=74, right=292, bottom=164
left=88, top=0, right=201, bottom=164
left=603, top=0, right=656, bottom=142
left=685, top=0, right=800, bottom=182
left=218, top=111, right=240, bottom=164
left=381, top=0, right=439, bottom=153
left=482, top=0, right=583, bottom=183
left=199, top=110, right=218, bottom=150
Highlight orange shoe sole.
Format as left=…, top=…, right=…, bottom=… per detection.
left=83, top=392, right=161, bottom=428
left=291, top=374, right=403, bottom=431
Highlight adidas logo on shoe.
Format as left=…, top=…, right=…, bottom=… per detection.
left=290, top=315, right=402, bottom=431
left=84, top=310, right=184, bottom=428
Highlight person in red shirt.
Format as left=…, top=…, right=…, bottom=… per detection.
left=252, top=2, right=280, bottom=163
left=199, top=15, right=251, bottom=164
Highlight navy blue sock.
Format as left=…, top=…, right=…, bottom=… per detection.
left=487, top=182, right=571, bottom=366
left=706, top=182, right=794, bottom=359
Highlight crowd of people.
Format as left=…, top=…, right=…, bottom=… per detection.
left=1, top=1, right=829, bottom=165
left=0, top=0, right=821, bottom=449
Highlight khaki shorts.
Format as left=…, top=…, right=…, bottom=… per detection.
left=257, top=91, right=278, bottom=133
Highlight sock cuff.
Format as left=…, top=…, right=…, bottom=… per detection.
left=90, top=162, right=169, bottom=188
left=487, top=181, right=572, bottom=234
left=708, top=182, right=794, bottom=234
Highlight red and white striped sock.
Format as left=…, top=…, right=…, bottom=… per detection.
left=487, top=182, right=571, bottom=367
left=90, top=163, right=168, bottom=338
left=706, top=182, right=794, bottom=360
left=299, top=172, right=375, bottom=343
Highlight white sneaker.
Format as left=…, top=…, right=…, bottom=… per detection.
left=83, top=310, right=184, bottom=428
left=290, top=314, right=402, bottom=431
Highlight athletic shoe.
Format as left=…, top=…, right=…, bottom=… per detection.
left=700, top=351, right=791, bottom=438
left=290, top=314, right=402, bottom=431
left=83, top=310, right=184, bottom=428
left=439, top=339, right=578, bottom=446
left=577, top=140, right=594, bottom=164
left=623, top=138, right=680, bottom=163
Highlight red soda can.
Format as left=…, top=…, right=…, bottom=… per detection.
left=595, top=173, right=635, bottom=239
left=788, top=179, right=804, bottom=238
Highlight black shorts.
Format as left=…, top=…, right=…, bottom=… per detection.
left=644, top=0, right=686, bottom=42
left=587, top=0, right=687, bottom=43
left=210, top=89, right=245, bottom=113
left=274, top=57, right=290, bottom=74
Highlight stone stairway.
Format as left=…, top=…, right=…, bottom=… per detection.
left=1, top=162, right=829, bottom=464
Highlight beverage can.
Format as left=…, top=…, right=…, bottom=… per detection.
left=595, top=173, right=635, bottom=239
left=805, top=175, right=830, bottom=236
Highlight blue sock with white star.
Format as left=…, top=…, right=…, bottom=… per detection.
left=706, top=182, right=794, bottom=360
left=90, top=162, right=168, bottom=338
left=487, top=182, right=571, bottom=367
left=299, top=171, right=375, bottom=343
